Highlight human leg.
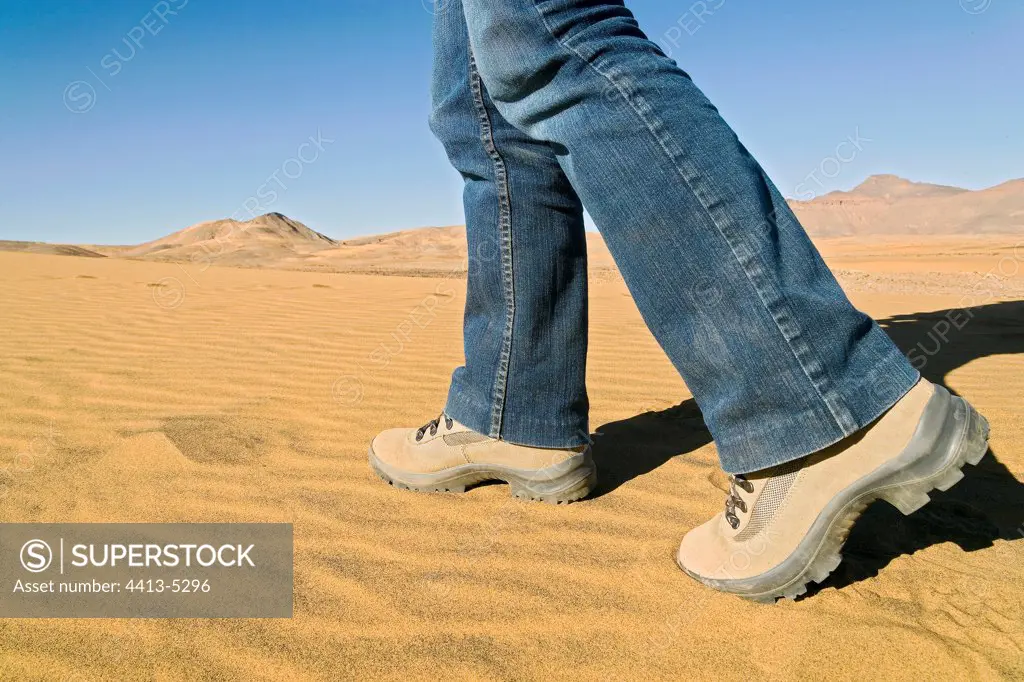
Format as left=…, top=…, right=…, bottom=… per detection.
left=458, top=0, right=988, bottom=598
left=368, top=0, right=597, bottom=504
left=430, top=0, right=591, bottom=448
left=459, top=0, right=918, bottom=472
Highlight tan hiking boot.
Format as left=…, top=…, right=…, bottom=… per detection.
left=369, top=414, right=597, bottom=504
left=676, top=380, right=990, bottom=602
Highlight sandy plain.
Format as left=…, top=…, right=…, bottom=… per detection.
left=0, top=231, right=1022, bottom=680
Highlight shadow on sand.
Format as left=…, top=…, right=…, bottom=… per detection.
left=590, top=300, right=1024, bottom=595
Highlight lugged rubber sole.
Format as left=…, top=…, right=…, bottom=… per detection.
left=678, top=386, right=990, bottom=603
left=368, top=445, right=597, bottom=505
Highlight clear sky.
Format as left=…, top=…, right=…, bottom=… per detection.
left=1, top=0, right=1021, bottom=244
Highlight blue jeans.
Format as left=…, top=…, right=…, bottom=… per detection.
left=431, top=0, right=919, bottom=474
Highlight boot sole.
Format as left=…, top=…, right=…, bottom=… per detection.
left=368, top=445, right=597, bottom=505
left=678, top=385, right=990, bottom=602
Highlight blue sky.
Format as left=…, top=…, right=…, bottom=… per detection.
left=1, top=0, right=1021, bottom=244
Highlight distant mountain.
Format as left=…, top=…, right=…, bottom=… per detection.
left=828, top=174, right=968, bottom=200
left=117, top=213, right=338, bottom=267
left=791, top=175, right=1024, bottom=237
left=2, top=175, right=1021, bottom=271
left=0, top=241, right=105, bottom=258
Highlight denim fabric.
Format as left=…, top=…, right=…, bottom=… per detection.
left=431, top=0, right=591, bottom=448
left=431, top=0, right=920, bottom=473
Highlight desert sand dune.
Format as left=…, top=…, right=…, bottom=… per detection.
left=0, top=237, right=1021, bottom=679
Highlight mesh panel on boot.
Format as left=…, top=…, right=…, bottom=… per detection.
left=442, top=432, right=489, bottom=447
left=734, top=464, right=802, bottom=541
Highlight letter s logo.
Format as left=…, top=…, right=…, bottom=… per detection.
left=20, top=539, right=53, bottom=573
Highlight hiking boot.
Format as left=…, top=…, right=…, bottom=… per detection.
left=369, top=414, right=597, bottom=504
left=676, top=380, right=990, bottom=602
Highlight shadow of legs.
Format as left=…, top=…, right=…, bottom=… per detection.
left=807, top=449, right=1024, bottom=597
left=589, top=400, right=712, bottom=498
left=808, top=301, right=1024, bottom=595
left=589, top=301, right=1024, bottom=597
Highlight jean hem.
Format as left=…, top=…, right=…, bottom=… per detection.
left=445, top=389, right=590, bottom=449
left=717, top=354, right=921, bottom=474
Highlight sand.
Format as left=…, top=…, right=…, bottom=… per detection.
left=0, top=238, right=1022, bottom=680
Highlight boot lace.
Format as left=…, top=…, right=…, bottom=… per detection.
left=416, top=414, right=453, bottom=442
left=724, top=475, right=754, bottom=529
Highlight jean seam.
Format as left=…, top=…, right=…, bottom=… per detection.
left=468, top=49, right=516, bottom=439
left=528, top=4, right=856, bottom=434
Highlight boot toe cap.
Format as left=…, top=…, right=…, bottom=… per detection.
left=676, top=514, right=732, bottom=581
left=370, top=428, right=415, bottom=467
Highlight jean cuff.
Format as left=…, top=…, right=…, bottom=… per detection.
left=715, top=343, right=921, bottom=474
left=444, top=388, right=591, bottom=449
